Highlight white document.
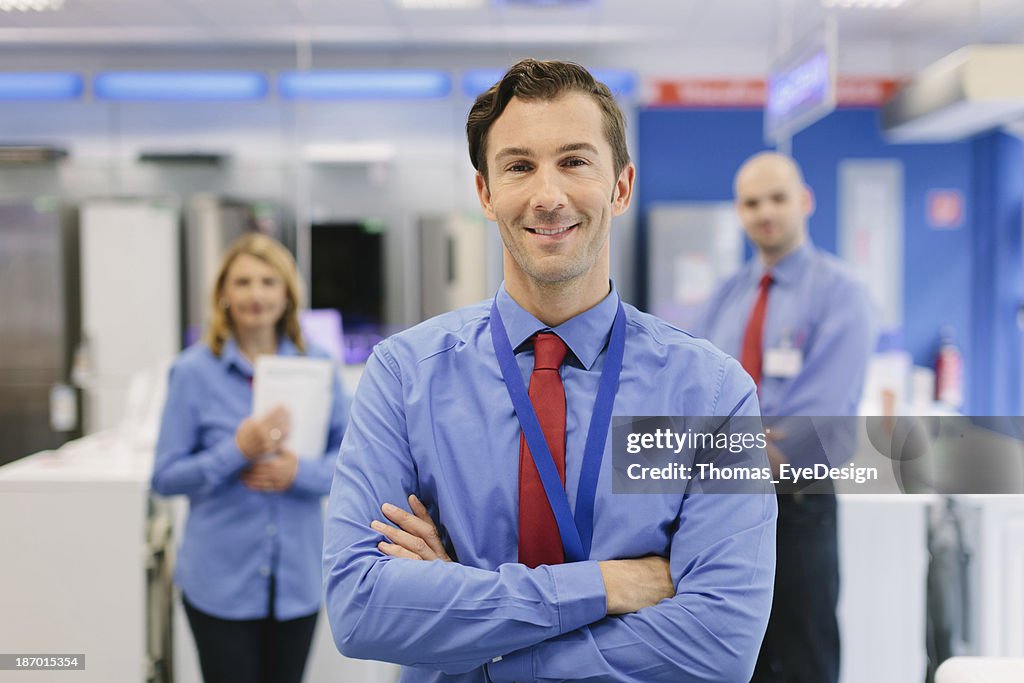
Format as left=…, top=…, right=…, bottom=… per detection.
left=253, top=356, right=334, bottom=460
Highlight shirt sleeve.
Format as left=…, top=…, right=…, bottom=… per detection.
left=290, top=367, right=351, bottom=497
left=488, top=360, right=778, bottom=683
left=151, top=361, right=249, bottom=497
left=322, top=345, right=608, bottom=675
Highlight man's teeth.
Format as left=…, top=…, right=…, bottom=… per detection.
left=532, top=225, right=574, bottom=235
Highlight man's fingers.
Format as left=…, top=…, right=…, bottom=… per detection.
left=371, top=519, right=436, bottom=560
left=382, top=503, right=432, bottom=539
left=383, top=502, right=447, bottom=559
left=377, top=541, right=422, bottom=561
left=409, top=494, right=430, bottom=522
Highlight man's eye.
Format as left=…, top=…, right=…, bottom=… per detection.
left=563, top=157, right=587, bottom=167
left=507, top=163, right=531, bottom=173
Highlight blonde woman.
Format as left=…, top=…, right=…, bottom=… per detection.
left=152, top=233, right=348, bottom=683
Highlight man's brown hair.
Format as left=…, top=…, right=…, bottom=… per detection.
left=466, top=59, right=630, bottom=184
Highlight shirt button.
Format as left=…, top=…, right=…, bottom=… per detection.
left=266, top=524, right=277, bottom=536
left=259, top=566, right=270, bottom=577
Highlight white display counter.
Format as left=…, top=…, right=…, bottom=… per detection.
left=0, top=434, right=153, bottom=682
left=0, top=431, right=398, bottom=683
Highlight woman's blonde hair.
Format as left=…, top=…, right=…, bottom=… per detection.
left=204, top=233, right=305, bottom=356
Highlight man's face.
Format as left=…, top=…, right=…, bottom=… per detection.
left=734, top=159, right=812, bottom=258
left=475, top=92, right=633, bottom=289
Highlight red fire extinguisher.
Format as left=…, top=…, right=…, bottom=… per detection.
left=934, top=327, right=963, bottom=410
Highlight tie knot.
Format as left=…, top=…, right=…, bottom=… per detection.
left=759, top=273, right=774, bottom=290
left=532, top=332, right=568, bottom=371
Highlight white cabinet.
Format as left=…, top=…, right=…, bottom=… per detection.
left=0, top=435, right=152, bottom=682
left=79, top=199, right=180, bottom=434
left=838, top=495, right=931, bottom=683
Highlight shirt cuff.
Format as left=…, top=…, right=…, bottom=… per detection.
left=486, top=648, right=533, bottom=683
left=200, top=437, right=249, bottom=488
left=486, top=561, right=605, bottom=682
left=290, top=457, right=329, bottom=496
left=550, top=560, right=607, bottom=633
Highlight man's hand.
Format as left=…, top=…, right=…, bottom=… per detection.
left=372, top=494, right=452, bottom=562
left=236, top=405, right=290, bottom=460
left=240, top=448, right=298, bottom=492
left=598, top=556, right=675, bottom=615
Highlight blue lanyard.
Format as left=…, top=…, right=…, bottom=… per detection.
left=489, top=297, right=626, bottom=562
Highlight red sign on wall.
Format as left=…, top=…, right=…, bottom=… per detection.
left=927, top=190, right=965, bottom=229
left=646, top=76, right=901, bottom=108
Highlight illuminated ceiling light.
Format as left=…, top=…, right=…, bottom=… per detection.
left=0, top=0, right=64, bottom=11
left=495, top=0, right=595, bottom=6
left=395, top=0, right=485, bottom=9
left=94, top=72, right=268, bottom=101
left=821, top=0, right=905, bottom=8
left=0, top=72, right=82, bottom=100
left=278, top=70, right=452, bottom=100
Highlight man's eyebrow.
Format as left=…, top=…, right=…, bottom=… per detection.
left=558, top=142, right=600, bottom=155
left=494, top=147, right=533, bottom=161
left=493, top=142, right=601, bottom=161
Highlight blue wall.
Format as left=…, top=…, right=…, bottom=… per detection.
left=635, top=106, right=1022, bottom=414
left=971, top=133, right=1024, bottom=414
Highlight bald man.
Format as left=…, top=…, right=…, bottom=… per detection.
left=699, top=153, right=878, bottom=683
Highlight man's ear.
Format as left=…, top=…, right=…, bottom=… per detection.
left=802, top=185, right=816, bottom=219
left=475, top=173, right=497, bottom=222
left=611, top=162, right=636, bottom=216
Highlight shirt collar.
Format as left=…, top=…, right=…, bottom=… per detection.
left=749, top=239, right=813, bottom=287
left=219, top=335, right=299, bottom=375
left=495, top=280, right=620, bottom=370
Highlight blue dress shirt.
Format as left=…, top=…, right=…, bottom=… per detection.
left=324, top=283, right=777, bottom=682
left=152, top=337, right=349, bottom=620
left=699, top=242, right=878, bottom=462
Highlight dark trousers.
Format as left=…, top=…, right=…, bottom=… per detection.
left=183, top=586, right=317, bottom=683
left=751, top=492, right=840, bottom=683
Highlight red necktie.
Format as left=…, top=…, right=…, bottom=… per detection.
left=518, top=332, right=569, bottom=568
left=740, top=274, right=773, bottom=387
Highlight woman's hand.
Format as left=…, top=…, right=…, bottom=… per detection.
left=235, top=405, right=290, bottom=460
left=241, top=448, right=299, bottom=492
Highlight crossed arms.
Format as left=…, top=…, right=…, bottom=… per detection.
left=322, top=349, right=777, bottom=682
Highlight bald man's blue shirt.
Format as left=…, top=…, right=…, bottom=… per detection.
left=698, top=241, right=878, bottom=465
left=323, top=284, right=777, bottom=683
left=698, top=241, right=877, bottom=419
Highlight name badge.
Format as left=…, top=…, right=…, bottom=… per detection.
left=764, top=347, right=803, bottom=378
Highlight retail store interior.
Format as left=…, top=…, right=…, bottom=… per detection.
left=1, top=1, right=1024, bottom=681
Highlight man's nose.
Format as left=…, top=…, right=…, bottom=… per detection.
left=530, top=166, right=568, bottom=214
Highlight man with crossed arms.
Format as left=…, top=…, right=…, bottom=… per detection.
left=323, top=59, right=776, bottom=682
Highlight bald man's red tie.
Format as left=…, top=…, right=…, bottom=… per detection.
left=518, top=332, right=568, bottom=568
left=741, top=274, right=774, bottom=387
